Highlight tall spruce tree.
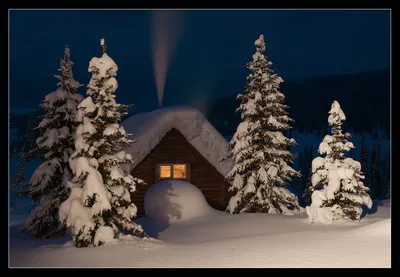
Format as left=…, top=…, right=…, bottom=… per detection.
left=59, top=39, right=146, bottom=248
left=306, top=101, right=372, bottom=224
left=371, top=138, right=382, bottom=199
left=21, top=46, right=84, bottom=238
left=226, top=34, right=300, bottom=215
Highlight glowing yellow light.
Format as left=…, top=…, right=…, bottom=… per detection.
left=173, top=164, right=186, bottom=179
left=160, top=165, right=171, bottom=178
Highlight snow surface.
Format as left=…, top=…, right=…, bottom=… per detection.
left=121, top=106, right=234, bottom=178
left=9, top=199, right=390, bottom=267
left=144, top=180, right=215, bottom=224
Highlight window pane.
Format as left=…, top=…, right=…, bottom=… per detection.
left=173, top=164, right=186, bottom=179
left=160, top=165, right=171, bottom=178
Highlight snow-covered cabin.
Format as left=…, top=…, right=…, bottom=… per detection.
left=122, top=106, right=234, bottom=217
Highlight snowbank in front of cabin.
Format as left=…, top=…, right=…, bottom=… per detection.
left=121, top=106, right=234, bottom=178
left=144, top=180, right=215, bottom=224
left=352, top=218, right=391, bottom=237
left=10, top=201, right=390, bottom=267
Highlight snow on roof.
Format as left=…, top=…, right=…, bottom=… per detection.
left=121, top=106, right=234, bottom=178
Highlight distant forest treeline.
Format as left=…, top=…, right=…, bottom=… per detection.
left=204, top=69, right=390, bottom=137
left=10, top=69, right=390, bottom=150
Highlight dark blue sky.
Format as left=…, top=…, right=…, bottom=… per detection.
left=10, top=9, right=390, bottom=114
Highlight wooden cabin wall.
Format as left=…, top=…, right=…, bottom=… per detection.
left=130, top=128, right=231, bottom=217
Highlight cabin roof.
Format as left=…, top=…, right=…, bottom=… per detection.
left=121, top=106, right=234, bottom=177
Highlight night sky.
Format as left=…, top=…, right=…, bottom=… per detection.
left=10, top=9, right=390, bottom=114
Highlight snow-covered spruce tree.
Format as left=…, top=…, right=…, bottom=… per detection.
left=15, top=113, right=37, bottom=157
left=13, top=155, right=25, bottom=189
left=11, top=115, right=34, bottom=212
left=21, top=46, right=84, bottom=238
left=305, top=101, right=372, bottom=224
left=15, top=136, right=23, bottom=154
left=371, top=138, right=382, bottom=199
left=300, top=146, right=312, bottom=188
left=59, top=39, right=146, bottom=248
left=25, top=113, right=37, bottom=154
left=12, top=116, right=33, bottom=190
left=225, top=34, right=300, bottom=215
left=11, top=153, right=26, bottom=212
left=300, top=145, right=313, bottom=206
left=359, top=135, right=370, bottom=191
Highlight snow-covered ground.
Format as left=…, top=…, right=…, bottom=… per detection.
left=9, top=180, right=391, bottom=268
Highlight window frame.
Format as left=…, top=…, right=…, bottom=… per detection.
left=156, top=163, right=190, bottom=181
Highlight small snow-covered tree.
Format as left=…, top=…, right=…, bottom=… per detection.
left=305, top=101, right=372, bottom=224
left=59, top=38, right=146, bottom=248
left=371, top=139, right=383, bottom=199
left=13, top=156, right=25, bottom=188
left=15, top=136, right=23, bottom=154
left=300, top=145, right=313, bottom=206
left=300, top=146, right=313, bottom=188
left=21, top=46, right=84, bottom=238
left=14, top=113, right=38, bottom=158
left=225, top=34, right=300, bottom=215
left=11, top=153, right=26, bottom=212
left=381, top=156, right=390, bottom=199
left=12, top=117, right=33, bottom=190
left=25, top=113, right=37, bottom=154
left=12, top=113, right=41, bottom=212
left=359, top=135, right=370, bottom=191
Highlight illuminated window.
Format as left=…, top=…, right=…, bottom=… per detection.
left=173, top=164, right=187, bottom=179
left=159, top=165, right=172, bottom=178
left=158, top=164, right=189, bottom=180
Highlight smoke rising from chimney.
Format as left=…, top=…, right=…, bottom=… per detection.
left=151, top=10, right=184, bottom=107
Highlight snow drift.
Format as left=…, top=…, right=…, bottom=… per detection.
left=353, top=218, right=391, bottom=236
left=10, top=203, right=391, bottom=267
left=121, top=106, right=234, bottom=178
left=144, top=180, right=214, bottom=224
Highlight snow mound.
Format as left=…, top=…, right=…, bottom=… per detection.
left=144, top=180, right=214, bottom=224
left=355, top=219, right=391, bottom=236
left=121, top=106, right=234, bottom=178
left=379, top=199, right=390, bottom=207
